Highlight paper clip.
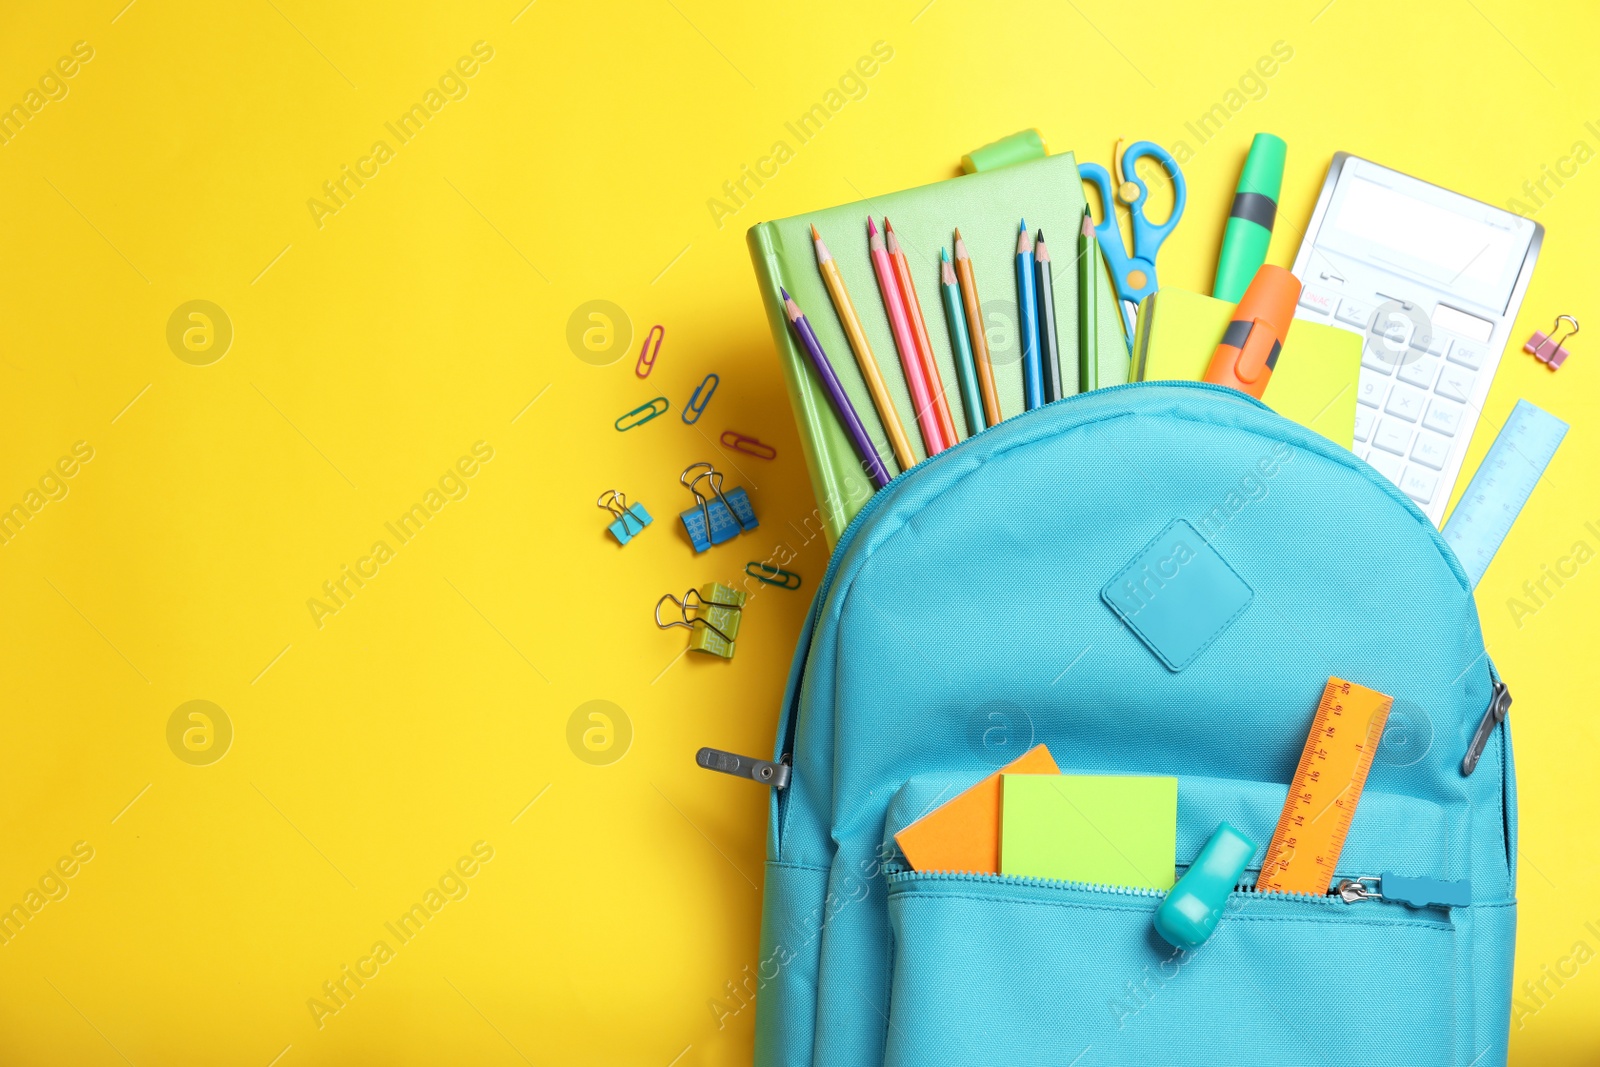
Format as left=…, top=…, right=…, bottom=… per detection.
left=678, top=461, right=758, bottom=552
left=746, top=562, right=801, bottom=590
left=598, top=489, right=652, bottom=545
left=1524, top=314, right=1579, bottom=370
left=655, top=583, right=747, bottom=658
left=636, top=324, right=664, bottom=378
left=683, top=374, right=719, bottom=424
left=616, top=397, right=669, bottom=431
left=721, top=430, right=777, bottom=460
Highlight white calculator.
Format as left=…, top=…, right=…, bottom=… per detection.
left=1290, top=153, right=1542, bottom=526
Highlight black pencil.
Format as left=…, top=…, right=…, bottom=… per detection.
left=1035, top=230, right=1063, bottom=403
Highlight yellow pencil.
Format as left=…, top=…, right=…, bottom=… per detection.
left=811, top=224, right=917, bottom=470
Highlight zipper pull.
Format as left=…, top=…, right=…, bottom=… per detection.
left=1336, top=874, right=1471, bottom=908
left=696, top=747, right=789, bottom=789
left=1462, top=678, right=1511, bottom=776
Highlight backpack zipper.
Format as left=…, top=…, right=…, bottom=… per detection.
left=1461, top=676, right=1511, bottom=776
left=696, top=747, right=790, bottom=788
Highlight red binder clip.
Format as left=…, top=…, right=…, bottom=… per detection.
left=720, top=431, right=777, bottom=460
left=636, top=324, right=664, bottom=378
left=1524, top=314, right=1578, bottom=370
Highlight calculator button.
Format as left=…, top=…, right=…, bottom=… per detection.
left=1361, top=341, right=1398, bottom=375
left=1400, top=467, right=1437, bottom=504
left=1365, top=448, right=1405, bottom=483
left=1422, top=397, right=1464, bottom=436
left=1335, top=299, right=1373, bottom=329
left=1396, top=353, right=1439, bottom=389
left=1447, top=341, right=1485, bottom=370
left=1300, top=286, right=1336, bottom=315
left=1353, top=406, right=1375, bottom=442
left=1411, top=431, right=1450, bottom=470
left=1435, top=363, right=1476, bottom=403
left=1371, top=419, right=1412, bottom=456
left=1357, top=375, right=1388, bottom=408
left=1384, top=384, right=1426, bottom=422
left=1420, top=332, right=1448, bottom=357
left=1373, top=313, right=1412, bottom=348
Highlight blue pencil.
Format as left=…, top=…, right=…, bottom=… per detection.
left=1015, top=219, right=1042, bottom=410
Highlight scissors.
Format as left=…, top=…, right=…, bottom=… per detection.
left=1080, top=140, right=1187, bottom=348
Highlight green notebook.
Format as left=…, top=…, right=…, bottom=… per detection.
left=1131, top=287, right=1362, bottom=448
left=747, top=152, right=1130, bottom=545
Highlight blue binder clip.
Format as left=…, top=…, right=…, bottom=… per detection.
left=678, top=462, right=757, bottom=552
left=599, top=489, right=652, bottom=545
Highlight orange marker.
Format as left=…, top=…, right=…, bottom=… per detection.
left=1203, top=264, right=1301, bottom=399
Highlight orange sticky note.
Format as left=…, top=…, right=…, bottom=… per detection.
left=894, top=744, right=1060, bottom=873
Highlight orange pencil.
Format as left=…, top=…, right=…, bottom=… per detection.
left=884, top=219, right=960, bottom=449
left=953, top=229, right=1002, bottom=426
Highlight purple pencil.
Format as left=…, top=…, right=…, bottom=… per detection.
left=781, top=288, right=893, bottom=489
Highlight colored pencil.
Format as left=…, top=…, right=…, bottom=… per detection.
left=811, top=225, right=915, bottom=471
left=1078, top=207, right=1100, bottom=393
left=884, top=219, right=959, bottom=449
left=868, top=217, right=946, bottom=456
left=782, top=288, right=892, bottom=489
left=1016, top=219, right=1042, bottom=410
left=1034, top=230, right=1063, bottom=403
left=953, top=229, right=1002, bottom=426
left=939, top=249, right=986, bottom=435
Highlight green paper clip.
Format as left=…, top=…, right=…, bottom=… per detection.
left=616, top=397, right=668, bottom=431
left=745, top=562, right=801, bottom=590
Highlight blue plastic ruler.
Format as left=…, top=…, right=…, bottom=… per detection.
left=1442, top=399, right=1568, bottom=589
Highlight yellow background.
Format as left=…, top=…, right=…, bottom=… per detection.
left=0, top=0, right=1595, bottom=1063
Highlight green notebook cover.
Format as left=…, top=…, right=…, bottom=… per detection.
left=747, top=152, right=1129, bottom=545
left=1131, top=287, right=1362, bottom=448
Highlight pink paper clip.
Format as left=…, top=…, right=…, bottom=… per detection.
left=1524, top=314, right=1578, bottom=370
left=636, top=325, right=664, bottom=378
left=721, top=431, right=777, bottom=460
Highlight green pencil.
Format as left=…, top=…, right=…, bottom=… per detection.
left=1078, top=207, right=1099, bottom=393
left=939, top=249, right=986, bottom=435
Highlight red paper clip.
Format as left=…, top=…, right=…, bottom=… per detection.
left=721, top=431, right=777, bottom=460
left=636, top=324, right=664, bottom=378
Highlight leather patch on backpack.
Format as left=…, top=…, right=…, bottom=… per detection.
left=1101, top=519, right=1253, bottom=672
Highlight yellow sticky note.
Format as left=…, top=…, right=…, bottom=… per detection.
left=1000, top=774, right=1178, bottom=890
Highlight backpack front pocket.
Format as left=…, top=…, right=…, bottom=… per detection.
left=883, top=871, right=1460, bottom=1067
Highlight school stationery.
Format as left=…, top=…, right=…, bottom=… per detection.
left=1212, top=133, right=1286, bottom=303
left=597, top=489, right=651, bottom=545
left=1335, top=873, right=1472, bottom=908
left=1077, top=208, right=1099, bottom=393
left=745, top=561, right=801, bottom=590
left=1014, top=221, right=1042, bottom=409
left=677, top=461, right=758, bottom=552
left=938, top=250, right=986, bottom=435
left=1000, top=773, right=1178, bottom=890
left=1033, top=230, right=1064, bottom=403
left=748, top=152, right=1129, bottom=543
left=1524, top=313, right=1578, bottom=370
left=1441, top=399, right=1568, bottom=589
left=720, top=430, right=777, bottom=459
left=1202, top=264, right=1301, bottom=399
left=782, top=289, right=892, bottom=489
left=893, top=744, right=1059, bottom=874
left=1290, top=153, right=1543, bottom=524
left=683, top=374, right=718, bottom=423
left=885, top=219, right=959, bottom=448
left=1132, top=286, right=1361, bottom=447
left=1080, top=140, right=1188, bottom=343
left=636, top=324, right=663, bottom=378
left=615, top=397, right=668, bottom=431
left=654, top=583, right=746, bottom=659
left=812, top=225, right=918, bottom=469
left=952, top=229, right=1002, bottom=426
left=1153, top=822, right=1256, bottom=949
left=1256, top=678, right=1394, bottom=897
left=868, top=216, right=946, bottom=457
left=960, top=128, right=1046, bottom=174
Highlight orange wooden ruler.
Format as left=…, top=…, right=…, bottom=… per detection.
left=1256, top=677, right=1395, bottom=896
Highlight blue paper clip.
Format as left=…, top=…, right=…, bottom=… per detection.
left=678, top=461, right=757, bottom=552
left=616, top=397, right=668, bottom=431
left=682, top=374, right=719, bottom=424
left=599, top=489, right=652, bottom=545
left=745, top=561, right=801, bottom=589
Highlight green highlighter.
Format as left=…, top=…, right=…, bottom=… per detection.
left=1212, top=133, right=1287, bottom=303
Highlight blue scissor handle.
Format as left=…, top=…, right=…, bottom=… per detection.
left=1080, top=141, right=1187, bottom=308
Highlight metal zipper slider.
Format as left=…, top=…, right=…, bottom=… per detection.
left=1336, top=874, right=1471, bottom=908
left=696, top=747, right=789, bottom=788
left=1461, top=678, right=1511, bottom=776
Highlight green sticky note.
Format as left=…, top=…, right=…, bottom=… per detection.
left=1000, top=774, right=1178, bottom=890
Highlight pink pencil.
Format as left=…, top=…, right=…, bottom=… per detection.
left=868, top=216, right=945, bottom=455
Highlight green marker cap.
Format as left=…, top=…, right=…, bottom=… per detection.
left=1237, top=132, right=1286, bottom=198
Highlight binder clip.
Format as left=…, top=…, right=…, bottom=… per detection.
left=655, top=583, right=748, bottom=659
left=1525, top=314, right=1578, bottom=370
left=598, top=489, right=652, bottom=545
left=678, top=462, right=758, bottom=552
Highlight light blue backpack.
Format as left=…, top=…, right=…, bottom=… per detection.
left=739, top=382, right=1515, bottom=1066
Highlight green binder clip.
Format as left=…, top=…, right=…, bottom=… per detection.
left=655, top=583, right=747, bottom=659
left=1154, top=821, right=1257, bottom=949
left=961, top=129, right=1048, bottom=174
